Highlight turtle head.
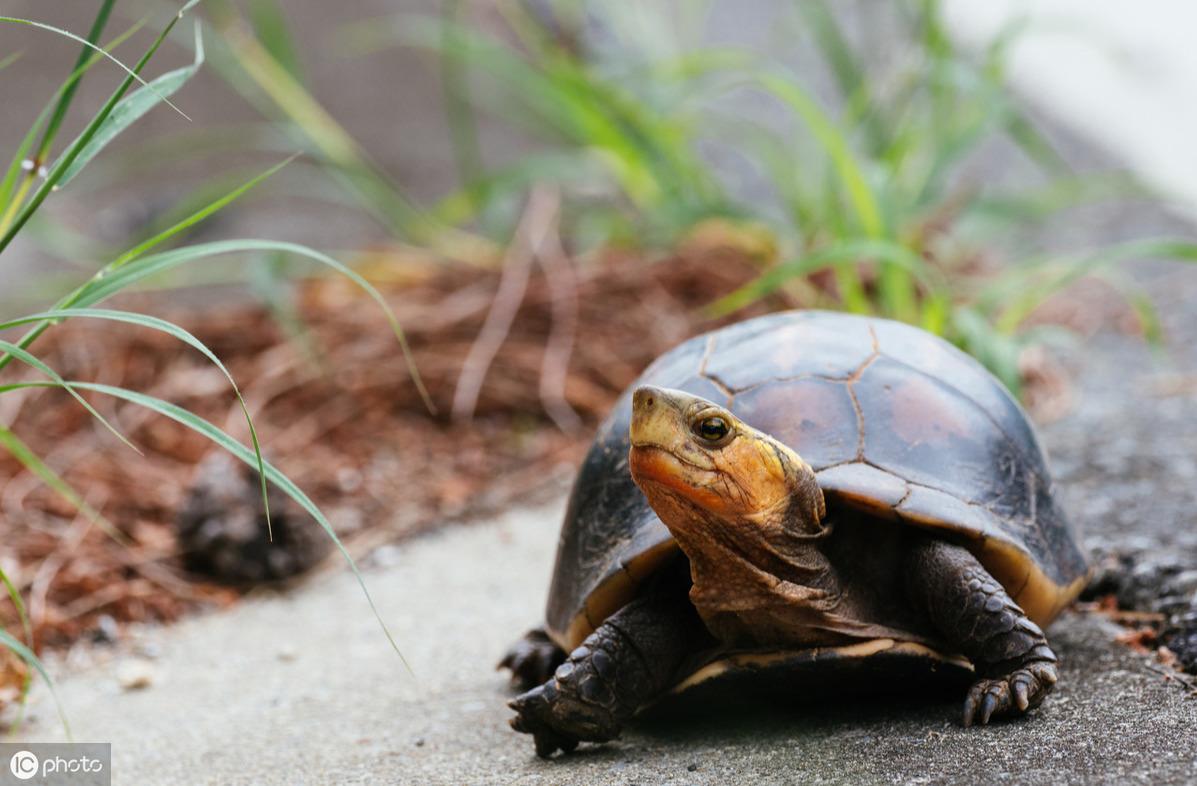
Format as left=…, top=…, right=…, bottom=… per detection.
left=628, top=386, right=825, bottom=532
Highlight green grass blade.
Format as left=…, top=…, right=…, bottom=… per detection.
left=247, top=0, right=304, bottom=83
left=1088, top=268, right=1164, bottom=347
left=58, top=122, right=289, bottom=195
left=0, top=15, right=186, bottom=120
left=0, top=566, right=34, bottom=734
left=0, top=108, right=52, bottom=226
left=0, top=339, right=139, bottom=454
left=0, top=309, right=272, bottom=539
left=756, top=72, right=886, bottom=239
left=407, top=15, right=728, bottom=224
left=965, top=172, right=1145, bottom=225
left=0, top=237, right=429, bottom=413
left=0, top=19, right=144, bottom=212
left=0, top=382, right=411, bottom=673
left=708, top=238, right=935, bottom=315
left=1127, top=291, right=1163, bottom=346
left=0, top=425, right=121, bottom=543
left=212, top=11, right=431, bottom=241
left=33, top=0, right=115, bottom=162
left=755, top=67, right=920, bottom=317
left=952, top=306, right=1023, bottom=395
left=0, top=3, right=196, bottom=256
left=431, top=150, right=602, bottom=226
left=0, top=629, right=70, bottom=738
left=1004, top=111, right=1070, bottom=179
left=248, top=252, right=325, bottom=371
left=67, top=239, right=435, bottom=413
left=439, top=0, right=486, bottom=220
left=0, top=569, right=32, bottom=650
left=995, top=239, right=1197, bottom=332
left=796, top=0, right=887, bottom=154
left=107, top=156, right=295, bottom=272
left=54, top=23, right=205, bottom=187
left=0, top=158, right=291, bottom=379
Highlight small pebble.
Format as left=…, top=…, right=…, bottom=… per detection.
left=278, top=645, right=298, bottom=662
left=687, top=762, right=699, bottom=772
left=414, top=737, right=426, bottom=747
left=116, top=659, right=157, bottom=691
left=93, top=615, right=119, bottom=644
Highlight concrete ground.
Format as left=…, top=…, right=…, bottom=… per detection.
left=15, top=325, right=1197, bottom=786
left=10, top=497, right=1196, bottom=786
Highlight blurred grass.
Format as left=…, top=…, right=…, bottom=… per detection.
left=17, top=1, right=1192, bottom=397
left=336, top=0, right=1193, bottom=394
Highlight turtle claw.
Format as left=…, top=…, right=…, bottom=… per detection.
left=962, top=661, right=1058, bottom=727
left=1013, top=679, right=1030, bottom=711
left=509, top=697, right=576, bottom=757
left=508, top=683, right=591, bottom=758
left=508, top=663, right=622, bottom=758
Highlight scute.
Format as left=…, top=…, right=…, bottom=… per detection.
left=702, top=310, right=877, bottom=390
left=733, top=378, right=859, bottom=469
left=815, top=463, right=907, bottom=515
left=545, top=311, right=1088, bottom=651
left=856, top=357, right=1032, bottom=509
left=872, top=318, right=1041, bottom=455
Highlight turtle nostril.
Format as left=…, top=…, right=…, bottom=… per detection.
left=645, top=396, right=654, bottom=408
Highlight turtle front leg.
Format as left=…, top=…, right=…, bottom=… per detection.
left=906, top=539, right=1059, bottom=727
left=508, top=579, right=713, bottom=757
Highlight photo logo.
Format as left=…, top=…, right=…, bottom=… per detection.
left=8, top=750, right=38, bottom=781
left=1, top=743, right=109, bottom=785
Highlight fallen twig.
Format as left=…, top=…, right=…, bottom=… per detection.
left=536, top=191, right=582, bottom=435
left=451, top=187, right=557, bottom=422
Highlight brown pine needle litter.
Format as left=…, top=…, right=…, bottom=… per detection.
left=0, top=225, right=1138, bottom=655
left=0, top=241, right=793, bottom=651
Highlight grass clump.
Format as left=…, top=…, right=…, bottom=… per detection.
left=337, top=0, right=1194, bottom=394
left=0, top=0, right=419, bottom=729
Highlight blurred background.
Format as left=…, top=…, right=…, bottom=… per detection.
left=2, top=0, right=1197, bottom=716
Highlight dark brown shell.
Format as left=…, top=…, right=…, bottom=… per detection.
left=545, top=311, right=1088, bottom=650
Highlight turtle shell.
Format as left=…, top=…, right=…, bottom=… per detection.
left=545, top=310, right=1088, bottom=652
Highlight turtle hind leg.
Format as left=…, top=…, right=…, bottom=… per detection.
left=508, top=579, right=714, bottom=758
left=499, top=628, right=566, bottom=691
left=906, top=539, right=1059, bottom=727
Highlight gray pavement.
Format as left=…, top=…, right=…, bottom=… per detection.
left=13, top=484, right=1197, bottom=785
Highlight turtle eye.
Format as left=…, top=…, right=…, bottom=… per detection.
left=693, top=415, right=730, bottom=443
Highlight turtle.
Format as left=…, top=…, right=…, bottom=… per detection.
left=500, top=310, right=1089, bottom=757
